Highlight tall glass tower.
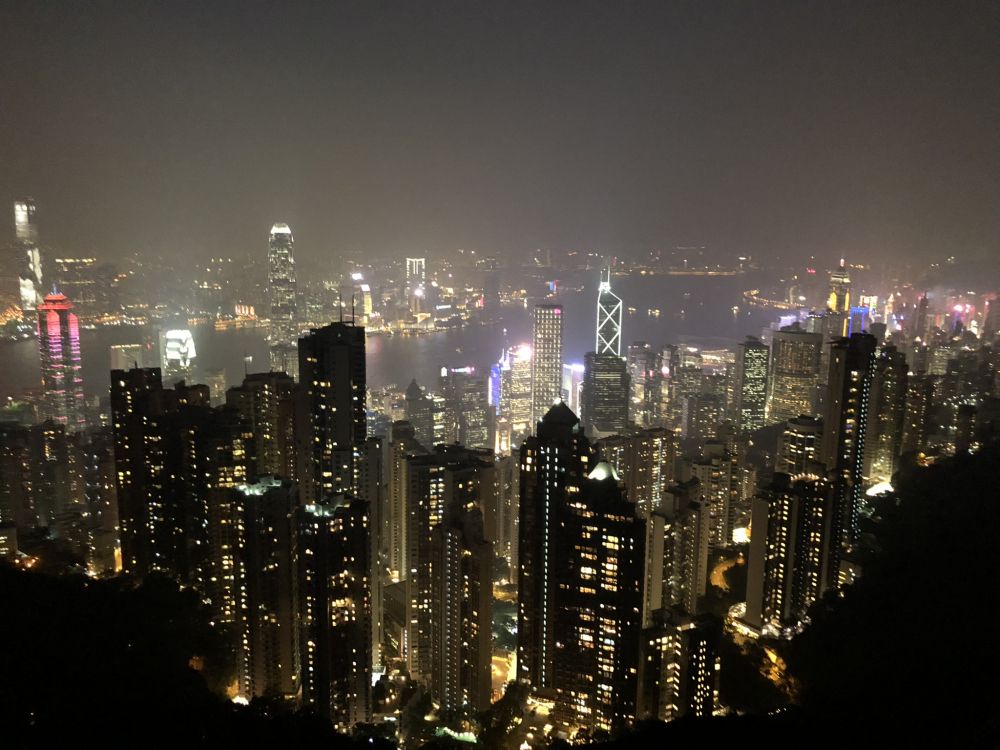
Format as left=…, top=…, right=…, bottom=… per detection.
left=37, top=289, right=85, bottom=431
left=595, top=266, right=622, bottom=356
left=531, top=304, right=564, bottom=426
left=14, top=198, right=44, bottom=314
left=267, top=223, right=298, bottom=377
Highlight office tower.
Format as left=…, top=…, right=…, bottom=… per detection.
left=766, top=324, right=823, bottom=424
left=637, top=608, right=720, bottom=722
left=13, top=198, right=43, bottom=313
left=403, top=445, right=494, bottom=689
left=37, top=290, right=86, bottom=432
left=111, top=371, right=252, bottom=583
left=776, top=416, right=822, bottom=475
left=667, top=357, right=703, bottom=430
left=203, top=367, right=227, bottom=407
left=827, top=259, right=852, bottom=315
left=743, top=473, right=836, bottom=636
left=561, top=363, right=586, bottom=415
left=439, top=367, right=489, bottom=449
left=297, top=322, right=367, bottom=503
left=595, top=266, right=623, bottom=356
left=491, top=344, right=533, bottom=447
left=552, top=462, right=645, bottom=734
left=235, top=478, right=300, bottom=702
left=269, top=342, right=299, bottom=381
left=226, top=371, right=299, bottom=480
left=491, top=453, right=519, bottom=572
left=626, top=342, right=662, bottom=427
left=268, top=223, right=298, bottom=376
left=109, top=343, right=153, bottom=371
left=683, top=393, right=723, bottom=443
left=159, top=328, right=197, bottom=384
left=581, top=351, right=629, bottom=438
left=385, top=421, right=428, bottom=582
left=405, top=257, right=426, bottom=285
left=821, top=333, right=877, bottom=551
left=597, top=427, right=674, bottom=519
left=298, top=495, right=372, bottom=729
left=404, top=379, right=435, bottom=449
left=864, top=346, right=908, bottom=485
left=531, top=304, right=564, bottom=426
left=51, top=257, right=117, bottom=322
left=732, top=336, right=769, bottom=435
left=431, top=499, right=493, bottom=713
left=518, top=403, right=595, bottom=691
left=690, top=441, right=741, bottom=548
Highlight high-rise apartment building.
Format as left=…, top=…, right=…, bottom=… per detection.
left=864, top=345, right=908, bottom=485
left=597, top=427, right=674, bottom=519
left=226, top=371, right=299, bottom=480
left=776, top=416, right=822, bottom=475
left=821, top=333, right=877, bottom=551
left=297, top=322, right=367, bottom=502
left=438, top=367, right=490, bottom=449
left=37, top=290, right=85, bottom=432
left=531, top=304, right=564, bottom=426
left=690, top=441, right=741, bottom=549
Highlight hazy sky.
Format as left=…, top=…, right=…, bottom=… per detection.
left=1, top=1, right=998, bottom=266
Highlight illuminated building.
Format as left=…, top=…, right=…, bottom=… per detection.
left=13, top=198, right=43, bottom=314
left=665, top=478, right=710, bottom=616
left=827, top=259, right=851, bottom=315
left=581, top=351, right=629, bottom=438
left=109, top=343, right=154, bottom=371
left=385, top=421, right=428, bottom=582
left=405, top=257, right=426, bottom=285
left=111, top=371, right=251, bottom=586
left=596, top=426, right=674, bottom=519
left=159, top=328, right=197, bottom=384
left=690, top=441, right=741, bottom=549
left=226, top=371, right=299, bottom=479
left=595, top=266, right=623, bottom=356
left=531, top=304, right=564, bottom=426
left=491, top=344, right=533, bottom=446
left=403, top=445, right=494, bottom=691
left=37, top=290, right=85, bottom=432
left=51, top=257, right=117, bottom=322
left=236, top=478, right=300, bottom=702
left=744, top=472, right=836, bottom=636
left=204, top=367, right=227, bottom=407
left=733, top=336, right=769, bottom=435
left=0, top=420, right=81, bottom=531
left=404, top=379, right=435, bottom=449
left=298, top=495, right=372, bottom=730
left=439, top=367, right=489, bottom=449
left=490, top=453, right=519, bottom=572
left=562, top=362, right=585, bottom=415
left=297, top=321, right=367, bottom=503
left=626, top=342, right=663, bottom=428
left=683, top=392, right=723, bottom=443
left=776, top=416, right=822, bottom=475
left=637, top=608, right=720, bottom=722
left=821, top=333, right=877, bottom=552
left=551, top=461, right=645, bottom=735
left=268, top=223, right=298, bottom=378
left=517, top=403, right=595, bottom=692
left=863, top=346, right=908, bottom=484
left=430, top=493, right=493, bottom=712
left=766, top=323, right=823, bottom=424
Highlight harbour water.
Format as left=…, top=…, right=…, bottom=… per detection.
left=0, top=271, right=778, bottom=400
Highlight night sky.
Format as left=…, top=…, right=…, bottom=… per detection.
left=1, top=0, right=998, bottom=266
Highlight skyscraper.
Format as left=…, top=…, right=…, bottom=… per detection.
left=297, top=322, right=367, bottom=503
left=13, top=198, right=43, bottom=314
left=595, top=266, right=622, bottom=356
left=518, top=403, right=595, bottom=691
left=531, top=304, right=564, bottom=426
left=226, top=371, right=299, bottom=480
left=597, top=426, right=674, bottom=519
left=776, top=415, right=822, bottom=475
left=268, top=223, right=298, bottom=378
left=744, top=472, right=836, bottom=636
left=37, top=290, right=85, bottom=432
left=864, top=345, right=908, bottom=485
left=766, top=324, right=823, bottom=424
left=689, top=441, right=741, bottom=549
left=827, top=259, right=852, bottom=315
left=732, top=336, right=769, bottom=435
left=581, top=350, right=630, bottom=438
left=821, top=333, right=877, bottom=552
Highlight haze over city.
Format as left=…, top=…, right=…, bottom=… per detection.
left=1, top=2, right=999, bottom=748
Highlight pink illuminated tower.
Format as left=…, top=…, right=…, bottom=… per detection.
left=37, top=289, right=86, bottom=431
